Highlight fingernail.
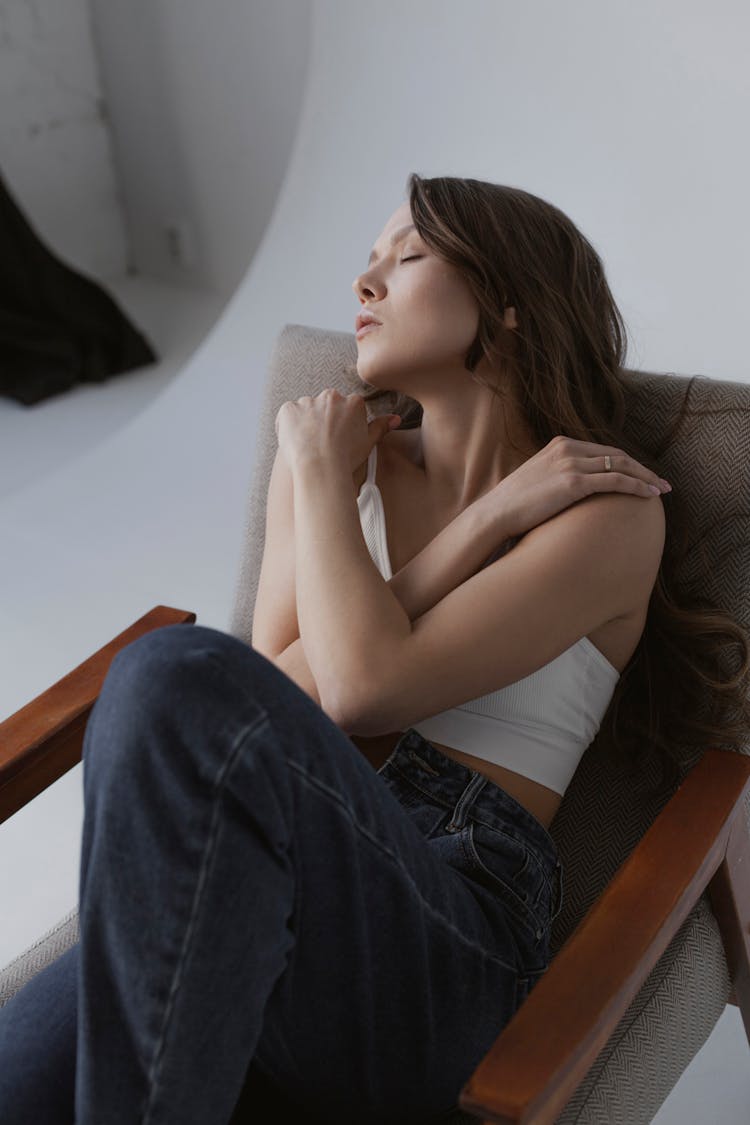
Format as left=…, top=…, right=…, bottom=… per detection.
left=649, top=485, right=662, bottom=495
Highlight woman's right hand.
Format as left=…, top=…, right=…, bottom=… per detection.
left=491, top=436, right=671, bottom=541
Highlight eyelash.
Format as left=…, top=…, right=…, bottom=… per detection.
left=400, top=255, right=421, bottom=263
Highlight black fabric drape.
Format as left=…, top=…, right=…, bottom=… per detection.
left=0, top=171, right=158, bottom=406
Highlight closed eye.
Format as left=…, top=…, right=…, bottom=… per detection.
left=400, top=256, right=422, bottom=263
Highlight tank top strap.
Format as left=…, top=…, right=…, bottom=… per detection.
left=366, top=443, right=378, bottom=485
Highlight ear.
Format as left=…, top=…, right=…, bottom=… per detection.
left=503, top=306, right=518, bottom=330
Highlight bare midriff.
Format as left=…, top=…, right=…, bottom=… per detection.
left=426, top=741, right=565, bottom=829
left=350, top=729, right=564, bottom=830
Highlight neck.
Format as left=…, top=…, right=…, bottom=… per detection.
left=410, top=397, right=542, bottom=514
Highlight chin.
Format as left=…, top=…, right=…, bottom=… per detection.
left=355, top=350, right=407, bottom=389
left=353, top=357, right=395, bottom=389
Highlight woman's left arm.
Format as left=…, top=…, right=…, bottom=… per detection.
left=275, top=388, right=414, bottom=722
left=291, top=453, right=411, bottom=725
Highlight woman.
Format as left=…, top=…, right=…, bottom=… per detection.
left=0, top=175, right=740, bottom=1125
left=263, top=181, right=671, bottom=836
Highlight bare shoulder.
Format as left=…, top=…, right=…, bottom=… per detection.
left=526, top=487, right=665, bottom=544
left=577, top=489, right=665, bottom=552
left=520, top=488, right=666, bottom=604
left=561, top=491, right=666, bottom=662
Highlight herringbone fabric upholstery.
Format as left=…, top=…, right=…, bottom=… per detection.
left=2, top=323, right=747, bottom=1123
left=0, top=908, right=79, bottom=1009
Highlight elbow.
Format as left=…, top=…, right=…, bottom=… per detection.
left=317, top=674, right=358, bottom=733
left=327, top=694, right=366, bottom=736
left=330, top=648, right=410, bottom=735
left=334, top=695, right=398, bottom=738
left=320, top=658, right=383, bottom=733
left=328, top=685, right=378, bottom=737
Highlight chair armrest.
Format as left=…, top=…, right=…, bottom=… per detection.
left=0, top=605, right=196, bottom=825
left=458, top=748, right=750, bottom=1124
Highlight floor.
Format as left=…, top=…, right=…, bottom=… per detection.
left=0, top=273, right=747, bottom=1121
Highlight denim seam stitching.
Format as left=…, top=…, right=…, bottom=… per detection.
left=387, top=761, right=557, bottom=855
left=287, top=758, right=519, bottom=974
left=407, top=748, right=442, bottom=776
left=384, top=761, right=456, bottom=810
left=463, top=822, right=533, bottom=908
left=141, top=708, right=272, bottom=1123
left=386, top=762, right=558, bottom=892
left=462, top=823, right=548, bottom=944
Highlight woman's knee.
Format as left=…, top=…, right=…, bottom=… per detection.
left=84, top=625, right=271, bottom=773
left=103, top=623, right=255, bottom=700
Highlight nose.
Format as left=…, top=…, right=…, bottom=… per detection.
left=352, top=268, right=382, bottom=301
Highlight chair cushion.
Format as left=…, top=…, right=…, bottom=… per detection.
left=0, top=907, right=78, bottom=1009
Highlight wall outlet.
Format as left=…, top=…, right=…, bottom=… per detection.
left=164, top=218, right=195, bottom=269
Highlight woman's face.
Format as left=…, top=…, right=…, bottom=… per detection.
left=351, top=201, right=481, bottom=392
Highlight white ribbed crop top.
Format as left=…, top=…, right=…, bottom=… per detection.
left=356, top=443, right=621, bottom=796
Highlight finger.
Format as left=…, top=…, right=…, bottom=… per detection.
left=588, top=470, right=665, bottom=498
left=369, top=416, right=396, bottom=443
left=555, top=437, right=670, bottom=493
left=580, top=451, right=668, bottom=493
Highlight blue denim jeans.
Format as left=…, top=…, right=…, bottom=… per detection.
left=0, top=623, right=563, bottom=1125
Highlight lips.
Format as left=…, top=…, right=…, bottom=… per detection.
left=356, top=322, right=381, bottom=339
left=355, top=311, right=382, bottom=333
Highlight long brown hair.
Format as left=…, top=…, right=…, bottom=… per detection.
left=347, top=173, right=750, bottom=801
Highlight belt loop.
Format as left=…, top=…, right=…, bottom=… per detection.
left=444, top=773, right=488, bottom=833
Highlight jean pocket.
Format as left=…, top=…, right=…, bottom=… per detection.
left=459, top=820, right=552, bottom=951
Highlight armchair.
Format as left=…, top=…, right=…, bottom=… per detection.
left=1, top=323, right=749, bottom=1123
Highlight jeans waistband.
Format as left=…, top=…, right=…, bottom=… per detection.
left=397, top=728, right=562, bottom=877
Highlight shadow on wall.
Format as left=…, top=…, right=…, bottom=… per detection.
left=0, top=171, right=158, bottom=408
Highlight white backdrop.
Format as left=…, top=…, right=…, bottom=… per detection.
left=89, top=0, right=312, bottom=294
left=0, top=0, right=128, bottom=279
left=1, top=0, right=748, bottom=1038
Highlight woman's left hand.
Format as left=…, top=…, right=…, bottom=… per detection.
left=275, top=388, right=401, bottom=473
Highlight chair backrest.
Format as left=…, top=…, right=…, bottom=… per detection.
left=230, top=322, right=750, bottom=958
left=548, top=354, right=750, bottom=955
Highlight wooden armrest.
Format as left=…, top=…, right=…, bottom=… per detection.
left=458, top=748, right=750, bottom=1124
left=0, top=605, right=196, bottom=825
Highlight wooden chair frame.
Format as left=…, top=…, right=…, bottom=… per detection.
left=2, top=604, right=748, bottom=1124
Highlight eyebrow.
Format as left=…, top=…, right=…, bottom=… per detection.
left=368, top=223, right=416, bottom=266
